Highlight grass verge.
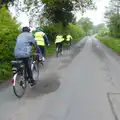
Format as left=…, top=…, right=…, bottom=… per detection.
left=96, top=35, right=120, bottom=53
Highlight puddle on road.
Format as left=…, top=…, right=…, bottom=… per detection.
left=107, top=93, right=120, bottom=120
left=24, top=72, right=60, bottom=98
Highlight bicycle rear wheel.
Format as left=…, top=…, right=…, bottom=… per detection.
left=13, top=71, right=27, bottom=98
left=67, top=42, right=71, bottom=50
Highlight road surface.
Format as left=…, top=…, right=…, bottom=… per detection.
left=0, top=36, right=120, bottom=120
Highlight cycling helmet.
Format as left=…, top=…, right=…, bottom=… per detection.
left=22, top=27, right=30, bottom=32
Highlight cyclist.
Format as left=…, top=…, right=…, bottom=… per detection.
left=66, top=34, right=73, bottom=46
left=55, top=34, right=64, bottom=54
left=14, top=27, right=42, bottom=86
left=34, top=28, right=49, bottom=61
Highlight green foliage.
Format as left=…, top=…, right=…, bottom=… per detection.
left=98, top=26, right=109, bottom=37
left=0, top=0, right=15, bottom=8
left=42, top=23, right=85, bottom=43
left=96, top=35, right=120, bottom=53
left=20, top=0, right=95, bottom=26
left=0, top=7, right=20, bottom=80
left=77, top=17, right=93, bottom=35
left=42, top=0, right=95, bottom=26
left=46, top=44, right=56, bottom=57
left=105, top=0, right=120, bottom=37
left=93, top=23, right=105, bottom=34
left=42, top=0, right=74, bottom=26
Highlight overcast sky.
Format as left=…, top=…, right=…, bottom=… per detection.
left=76, top=0, right=110, bottom=25
left=10, top=0, right=110, bottom=27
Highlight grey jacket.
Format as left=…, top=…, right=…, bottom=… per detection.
left=14, top=32, right=37, bottom=58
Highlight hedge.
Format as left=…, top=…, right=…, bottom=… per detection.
left=0, top=7, right=20, bottom=81
left=41, top=23, right=85, bottom=43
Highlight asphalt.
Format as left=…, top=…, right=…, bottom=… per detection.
left=0, top=36, right=120, bottom=120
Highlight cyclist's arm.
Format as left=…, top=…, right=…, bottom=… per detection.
left=29, top=34, right=38, bottom=49
left=43, top=34, right=49, bottom=46
left=70, top=36, right=73, bottom=40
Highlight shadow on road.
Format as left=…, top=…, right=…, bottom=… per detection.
left=24, top=72, right=60, bottom=98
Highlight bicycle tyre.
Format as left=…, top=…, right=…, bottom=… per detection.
left=32, top=61, right=39, bottom=80
left=13, top=72, right=27, bottom=98
left=56, top=47, right=59, bottom=57
left=67, top=42, right=70, bottom=50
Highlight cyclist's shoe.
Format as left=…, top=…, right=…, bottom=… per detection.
left=42, top=57, right=45, bottom=61
left=61, top=51, right=63, bottom=55
left=29, top=79, right=36, bottom=86
left=39, top=57, right=43, bottom=61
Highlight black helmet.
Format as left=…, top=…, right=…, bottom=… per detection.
left=22, top=27, right=30, bottom=32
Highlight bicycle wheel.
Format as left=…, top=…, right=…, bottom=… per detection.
left=56, top=47, right=59, bottom=57
left=32, top=61, right=39, bottom=80
left=67, top=42, right=70, bottom=50
left=39, top=60, right=44, bottom=67
left=13, top=70, right=27, bottom=98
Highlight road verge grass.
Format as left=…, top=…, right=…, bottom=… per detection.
left=96, top=35, right=120, bottom=53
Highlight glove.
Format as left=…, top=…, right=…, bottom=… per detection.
left=48, top=44, right=50, bottom=46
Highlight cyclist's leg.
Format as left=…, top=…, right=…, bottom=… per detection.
left=42, top=46, right=46, bottom=57
left=59, top=42, right=63, bottom=53
left=23, top=58, right=36, bottom=86
left=56, top=43, right=59, bottom=50
left=39, top=46, right=45, bottom=61
left=39, top=46, right=44, bottom=56
left=27, top=58, right=36, bottom=85
left=70, top=40, right=72, bottom=46
left=36, top=45, right=43, bottom=59
left=23, top=58, right=33, bottom=80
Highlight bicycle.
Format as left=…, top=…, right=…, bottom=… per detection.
left=11, top=53, right=43, bottom=98
left=66, top=40, right=71, bottom=50
left=56, top=43, right=63, bottom=57
left=31, top=53, right=44, bottom=80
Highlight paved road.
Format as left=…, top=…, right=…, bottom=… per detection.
left=1, top=36, right=120, bottom=120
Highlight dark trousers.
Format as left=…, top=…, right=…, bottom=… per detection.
left=56, top=42, right=63, bottom=52
left=36, top=45, right=43, bottom=58
left=20, top=57, right=33, bottom=80
left=39, top=46, right=45, bottom=57
left=66, top=40, right=71, bottom=45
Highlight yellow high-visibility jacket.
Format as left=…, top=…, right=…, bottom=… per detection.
left=55, top=35, right=64, bottom=43
left=34, top=32, right=45, bottom=46
left=66, top=35, right=72, bottom=41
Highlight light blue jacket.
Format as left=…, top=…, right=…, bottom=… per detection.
left=14, top=32, right=37, bottom=58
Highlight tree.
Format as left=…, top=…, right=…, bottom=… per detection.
left=0, top=7, right=20, bottom=62
left=98, top=26, right=109, bottom=37
left=0, top=0, right=15, bottom=8
left=77, top=17, right=93, bottom=35
left=16, top=0, right=95, bottom=26
left=105, top=0, right=120, bottom=37
left=42, top=0, right=96, bottom=26
left=93, top=23, right=105, bottom=34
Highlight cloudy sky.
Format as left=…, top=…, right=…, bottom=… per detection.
left=10, top=0, right=110, bottom=26
left=76, top=0, right=110, bottom=25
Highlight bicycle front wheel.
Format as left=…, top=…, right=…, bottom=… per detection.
left=13, top=72, right=27, bottom=98
left=32, top=61, right=39, bottom=80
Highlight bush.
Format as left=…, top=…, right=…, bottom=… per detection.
left=42, top=23, right=85, bottom=43
left=0, top=7, right=20, bottom=81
